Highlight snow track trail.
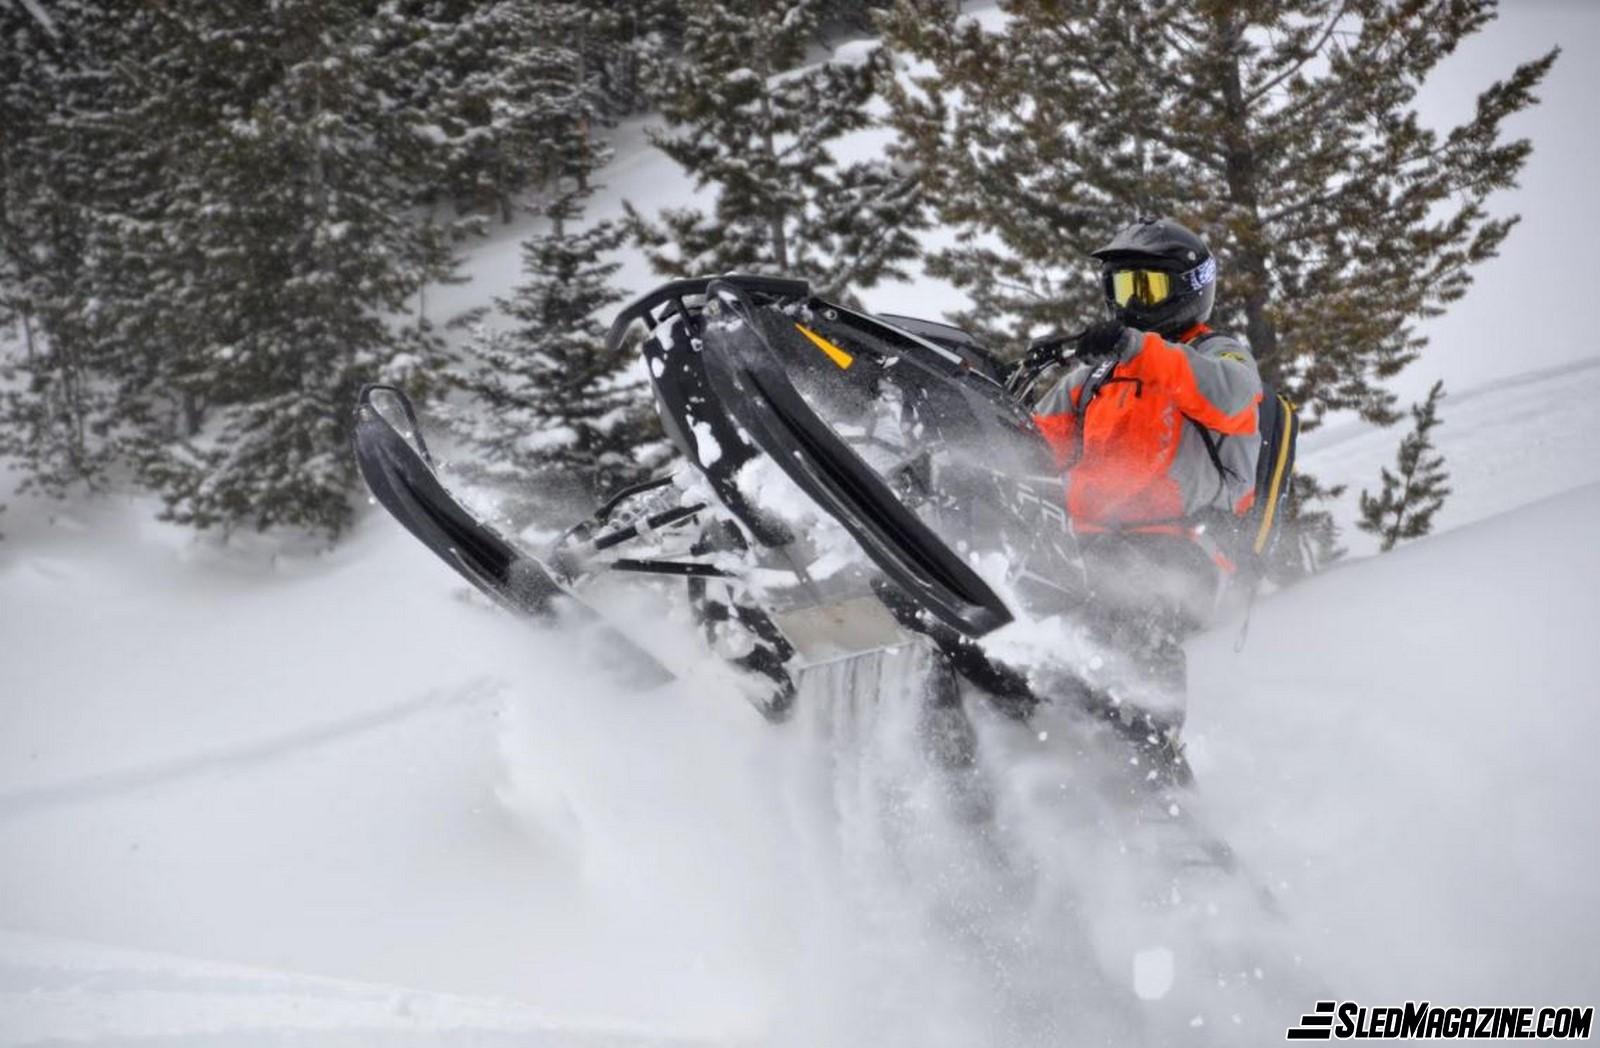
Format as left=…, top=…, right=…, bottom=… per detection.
left=1296, top=355, right=1600, bottom=552
left=0, top=931, right=737, bottom=1048
left=0, top=680, right=502, bottom=822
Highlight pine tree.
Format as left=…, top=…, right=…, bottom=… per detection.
left=1272, top=474, right=1346, bottom=580
left=814, top=0, right=892, bottom=39
left=1, top=1, right=477, bottom=536
left=416, top=2, right=664, bottom=521
left=880, top=0, right=1552, bottom=426
left=584, top=0, right=686, bottom=119
left=373, top=1, right=615, bottom=224
left=1359, top=380, right=1450, bottom=552
left=126, top=1, right=469, bottom=536
left=0, top=1, right=151, bottom=498
left=448, top=194, right=662, bottom=520
left=881, top=0, right=1549, bottom=575
left=626, top=0, right=926, bottom=300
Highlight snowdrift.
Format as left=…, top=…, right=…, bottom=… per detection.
left=1191, top=482, right=1600, bottom=1008
left=3, top=459, right=1597, bottom=1044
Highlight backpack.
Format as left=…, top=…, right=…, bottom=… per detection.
left=1243, top=384, right=1300, bottom=565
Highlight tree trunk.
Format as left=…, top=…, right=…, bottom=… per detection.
left=182, top=392, right=203, bottom=438
left=1216, top=23, right=1280, bottom=379
left=754, top=49, right=789, bottom=270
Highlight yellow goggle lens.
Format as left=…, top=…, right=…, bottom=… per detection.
left=1111, top=269, right=1172, bottom=307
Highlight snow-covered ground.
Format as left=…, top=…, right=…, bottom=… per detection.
left=3, top=352, right=1597, bottom=1045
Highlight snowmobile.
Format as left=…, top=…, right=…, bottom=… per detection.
left=352, top=274, right=1284, bottom=779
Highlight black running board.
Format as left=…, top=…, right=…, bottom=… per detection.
left=352, top=384, right=675, bottom=687
left=699, top=281, right=1013, bottom=639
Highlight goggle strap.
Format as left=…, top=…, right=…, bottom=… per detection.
left=1182, top=256, right=1216, bottom=291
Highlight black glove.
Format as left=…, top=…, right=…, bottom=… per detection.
left=1022, top=331, right=1074, bottom=365
left=1075, top=319, right=1128, bottom=361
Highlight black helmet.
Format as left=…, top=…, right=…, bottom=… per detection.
left=1090, top=217, right=1216, bottom=339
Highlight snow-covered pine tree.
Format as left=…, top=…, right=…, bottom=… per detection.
left=117, top=1, right=466, bottom=536
left=449, top=193, right=660, bottom=520
left=625, top=0, right=925, bottom=300
left=420, top=2, right=663, bottom=521
left=822, top=0, right=893, bottom=36
left=3, top=1, right=476, bottom=536
left=0, top=0, right=160, bottom=498
left=881, top=0, right=1551, bottom=573
left=374, top=1, right=614, bottom=224
left=1359, top=380, right=1450, bottom=552
left=583, top=0, right=685, bottom=120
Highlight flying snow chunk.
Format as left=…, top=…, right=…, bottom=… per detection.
left=690, top=419, right=722, bottom=466
left=1133, top=947, right=1175, bottom=1001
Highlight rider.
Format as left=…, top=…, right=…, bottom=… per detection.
left=1030, top=217, right=1262, bottom=775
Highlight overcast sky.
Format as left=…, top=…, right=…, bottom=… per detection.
left=1405, top=1, right=1600, bottom=401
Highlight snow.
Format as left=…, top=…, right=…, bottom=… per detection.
left=688, top=419, right=721, bottom=467
left=4, top=7, right=1600, bottom=1043
left=0, top=930, right=706, bottom=1047
left=1191, top=481, right=1600, bottom=1006
left=1299, top=357, right=1600, bottom=556
left=1132, top=947, right=1175, bottom=1001
left=3, top=358, right=1597, bottom=1044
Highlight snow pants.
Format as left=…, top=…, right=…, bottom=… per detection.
left=1074, top=531, right=1223, bottom=731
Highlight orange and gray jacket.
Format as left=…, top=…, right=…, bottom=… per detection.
left=1032, top=324, right=1262, bottom=532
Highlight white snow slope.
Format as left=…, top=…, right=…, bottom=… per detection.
left=2, top=355, right=1597, bottom=1046
left=5, top=6, right=1600, bottom=1040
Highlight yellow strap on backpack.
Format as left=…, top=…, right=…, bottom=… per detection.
left=1252, top=394, right=1296, bottom=555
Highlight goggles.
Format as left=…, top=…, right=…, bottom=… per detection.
left=1110, top=268, right=1171, bottom=307
left=1107, top=257, right=1216, bottom=307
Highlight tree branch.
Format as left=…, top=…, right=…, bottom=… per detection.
left=1243, top=1, right=1349, bottom=109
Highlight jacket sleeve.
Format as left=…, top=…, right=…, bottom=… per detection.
left=1127, top=330, right=1261, bottom=435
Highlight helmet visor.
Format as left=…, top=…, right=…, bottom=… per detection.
left=1110, top=268, right=1173, bottom=307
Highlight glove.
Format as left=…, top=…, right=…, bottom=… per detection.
left=1022, top=332, right=1073, bottom=365
left=1075, top=319, right=1128, bottom=361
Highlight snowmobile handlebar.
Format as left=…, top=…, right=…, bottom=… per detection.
left=606, top=274, right=814, bottom=354
left=1005, top=329, right=1088, bottom=402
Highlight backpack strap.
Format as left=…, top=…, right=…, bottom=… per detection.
left=1075, top=356, right=1121, bottom=414
left=1069, top=357, right=1123, bottom=467
left=1251, top=392, right=1299, bottom=556
left=1185, top=417, right=1240, bottom=483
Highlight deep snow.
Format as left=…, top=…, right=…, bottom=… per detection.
left=5, top=5, right=1600, bottom=1041
left=2, top=357, right=1597, bottom=1045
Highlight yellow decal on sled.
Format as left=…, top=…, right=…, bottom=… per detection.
left=795, top=323, right=854, bottom=370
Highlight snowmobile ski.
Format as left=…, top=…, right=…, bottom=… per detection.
left=352, top=384, right=675, bottom=687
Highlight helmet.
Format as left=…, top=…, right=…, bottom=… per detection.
left=1090, top=217, right=1217, bottom=339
